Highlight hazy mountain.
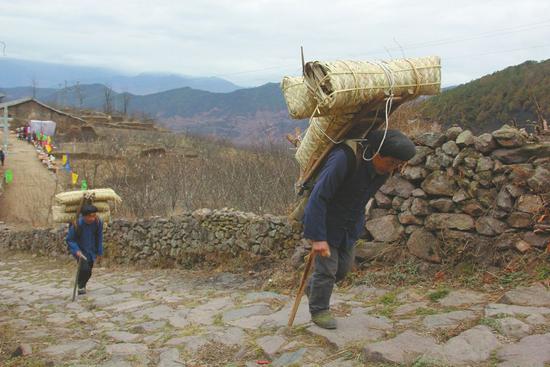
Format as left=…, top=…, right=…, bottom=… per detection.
left=0, top=58, right=242, bottom=94
left=1, top=82, right=303, bottom=144
left=109, top=73, right=242, bottom=94
left=0, top=86, right=59, bottom=101
left=127, top=83, right=300, bottom=142
left=6, top=59, right=546, bottom=143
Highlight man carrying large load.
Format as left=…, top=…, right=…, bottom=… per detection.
left=52, top=188, right=122, bottom=298
left=66, top=204, right=103, bottom=295
left=283, top=56, right=441, bottom=329
left=303, top=130, right=416, bottom=329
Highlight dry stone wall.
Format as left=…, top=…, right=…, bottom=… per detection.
left=1, top=125, right=548, bottom=267
left=0, top=209, right=303, bottom=265
left=358, top=125, right=550, bottom=264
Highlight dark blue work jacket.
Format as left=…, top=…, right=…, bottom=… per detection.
left=66, top=217, right=104, bottom=262
left=303, top=145, right=389, bottom=248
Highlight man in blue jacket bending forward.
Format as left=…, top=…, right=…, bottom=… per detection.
left=66, top=204, right=104, bottom=295
left=303, top=129, right=416, bottom=329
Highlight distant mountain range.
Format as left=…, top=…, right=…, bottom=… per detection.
left=0, top=58, right=242, bottom=94
left=2, top=58, right=548, bottom=143
left=0, top=82, right=304, bottom=144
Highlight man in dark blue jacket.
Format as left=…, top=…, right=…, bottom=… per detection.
left=303, top=129, right=416, bottom=329
left=66, top=204, right=104, bottom=295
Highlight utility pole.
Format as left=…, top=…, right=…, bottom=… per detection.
left=3, top=106, right=8, bottom=153
left=1, top=40, right=7, bottom=152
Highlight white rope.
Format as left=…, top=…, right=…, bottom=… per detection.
left=302, top=61, right=397, bottom=157
left=307, top=104, right=346, bottom=145
left=362, top=61, right=395, bottom=162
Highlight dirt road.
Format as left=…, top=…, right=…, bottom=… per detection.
left=0, top=131, right=57, bottom=228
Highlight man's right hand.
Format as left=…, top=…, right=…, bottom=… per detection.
left=75, top=251, right=86, bottom=260
left=312, top=241, right=331, bottom=257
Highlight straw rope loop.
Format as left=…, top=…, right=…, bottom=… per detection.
left=404, top=58, right=421, bottom=96
left=340, top=60, right=361, bottom=109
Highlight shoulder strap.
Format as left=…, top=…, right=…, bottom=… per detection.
left=341, top=140, right=361, bottom=179
left=74, top=220, right=82, bottom=240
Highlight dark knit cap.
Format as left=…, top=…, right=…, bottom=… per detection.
left=367, top=129, right=416, bottom=161
left=81, top=204, right=98, bottom=216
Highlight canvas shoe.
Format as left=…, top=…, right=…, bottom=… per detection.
left=311, top=310, right=337, bottom=329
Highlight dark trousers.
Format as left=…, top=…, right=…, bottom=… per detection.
left=307, top=240, right=354, bottom=314
left=78, top=259, right=94, bottom=289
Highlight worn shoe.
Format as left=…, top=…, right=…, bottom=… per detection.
left=311, top=310, right=337, bottom=329
left=77, top=287, right=86, bottom=295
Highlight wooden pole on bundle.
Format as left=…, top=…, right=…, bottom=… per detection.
left=301, top=46, right=305, bottom=76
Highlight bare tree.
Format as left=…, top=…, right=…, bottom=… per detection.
left=531, top=94, right=549, bottom=134
left=31, top=76, right=38, bottom=99
left=103, top=84, right=114, bottom=115
left=122, top=92, right=132, bottom=117
left=74, top=81, right=85, bottom=111
left=63, top=80, right=67, bottom=107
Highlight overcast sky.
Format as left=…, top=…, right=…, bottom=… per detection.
left=1, top=0, right=549, bottom=87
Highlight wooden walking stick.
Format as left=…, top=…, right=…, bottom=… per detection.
left=288, top=249, right=317, bottom=327
left=72, top=257, right=82, bottom=302
left=71, top=254, right=87, bottom=301
left=71, top=195, right=86, bottom=302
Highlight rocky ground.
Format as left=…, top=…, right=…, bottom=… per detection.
left=1, top=253, right=549, bottom=367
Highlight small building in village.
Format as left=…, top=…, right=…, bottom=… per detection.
left=0, top=98, right=96, bottom=141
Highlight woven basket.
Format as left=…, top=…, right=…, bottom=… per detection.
left=303, top=56, right=441, bottom=111
left=55, top=188, right=122, bottom=206
left=295, top=114, right=355, bottom=170
left=280, top=76, right=318, bottom=120
left=63, top=202, right=111, bottom=213
left=53, top=206, right=111, bottom=223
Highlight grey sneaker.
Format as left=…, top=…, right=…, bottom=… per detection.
left=311, top=310, right=337, bottom=329
left=78, top=287, right=86, bottom=295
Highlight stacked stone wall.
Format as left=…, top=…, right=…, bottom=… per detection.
left=2, top=125, right=548, bottom=268
left=357, top=125, right=549, bottom=264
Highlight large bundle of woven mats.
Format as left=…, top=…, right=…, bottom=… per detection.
left=52, top=188, right=122, bottom=224
left=281, top=56, right=441, bottom=188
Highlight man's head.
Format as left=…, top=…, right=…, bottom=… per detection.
left=81, top=204, right=98, bottom=224
left=367, top=129, right=416, bottom=175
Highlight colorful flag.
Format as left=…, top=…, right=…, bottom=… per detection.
left=47, top=136, right=51, bottom=144
left=71, top=172, right=78, bottom=185
left=62, top=154, right=67, bottom=165
left=81, top=180, right=88, bottom=191
left=64, top=162, right=71, bottom=173
left=4, top=169, right=13, bottom=184
left=45, top=144, right=52, bottom=153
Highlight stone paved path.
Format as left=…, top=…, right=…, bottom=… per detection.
left=1, top=253, right=549, bottom=366
left=0, top=130, right=57, bottom=229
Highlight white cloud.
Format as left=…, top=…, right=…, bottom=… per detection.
left=0, top=0, right=549, bottom=86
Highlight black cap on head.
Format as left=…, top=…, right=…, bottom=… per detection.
left=367, top=129, right=416, bottom=161
left=81, top=204, right=98, bottom=216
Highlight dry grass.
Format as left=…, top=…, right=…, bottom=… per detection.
left=64, top=134, right=299, bottom=218
left=390, top=100, right=442, bottom=136
left=55, top=101, right=442, bottom=219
